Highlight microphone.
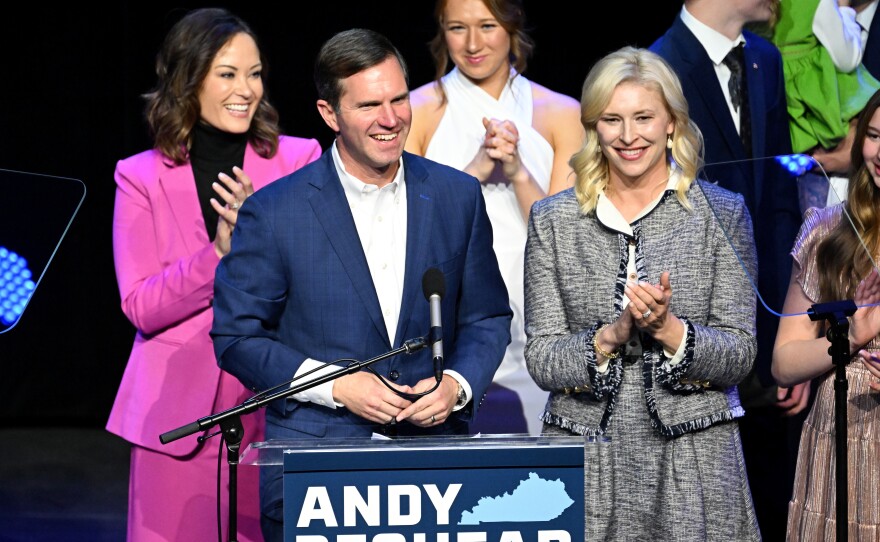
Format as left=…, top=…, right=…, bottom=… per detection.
left=421, top=267, right=446, bottom=382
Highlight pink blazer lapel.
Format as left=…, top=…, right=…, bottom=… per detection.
left=156, top=144, right=288, bottom=254
left=157, top=160, right=205, bottom=255
left=243, top=144, right=283, bottom=191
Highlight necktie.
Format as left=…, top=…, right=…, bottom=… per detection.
left=722, top=43, right=752, bottom=156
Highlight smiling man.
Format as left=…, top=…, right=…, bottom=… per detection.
left=210, top=28, right=512, bottom=542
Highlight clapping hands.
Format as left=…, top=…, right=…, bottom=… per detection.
left=465, top=117, right=525, bottom=183
left=211, top=165, right=255, bottom=257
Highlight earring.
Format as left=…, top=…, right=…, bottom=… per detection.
left=667, top=135, right=673, bottom=149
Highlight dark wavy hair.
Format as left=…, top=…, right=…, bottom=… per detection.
left=144, top=8, right=280, bottom=164
left=816, top=89, right=880, bottom=301
left=428, top=0, right=534, bottom=105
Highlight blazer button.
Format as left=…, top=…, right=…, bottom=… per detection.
left=388, top=370, right=400, bottom=381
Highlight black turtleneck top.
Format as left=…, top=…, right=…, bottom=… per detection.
left=189, top=121, right=248, bottom=241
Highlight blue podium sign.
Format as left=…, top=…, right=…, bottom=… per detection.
left=247, top=435, right=585, bottom=541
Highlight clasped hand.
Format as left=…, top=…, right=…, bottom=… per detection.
left=603, top=271, right=682, bottom=352
left=465, top=117, right=526, bottom=183
left=211, top=165, right=255, bottom=257
left=333, top=372, right=459, bottom=427
left=852, top=268, right=880, bottom=391
left=849, top=267, right=880, bottom=349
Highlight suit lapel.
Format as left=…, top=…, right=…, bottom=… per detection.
left=308, top=153, right=390, bottom=346
left=159, top=160, right=205, bottom=254
left=742, top=39, right=766, bottom=158
left=159, top=143, right=279, bottom=255
left=395, top=153, right=434, bottom=346
left=671, top=18, right=746, bottom=160
left=743, top=36, right=766, bottom=211
left=243, top=144, right=276, bottom=191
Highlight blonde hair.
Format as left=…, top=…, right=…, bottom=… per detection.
left=570, top=46, right=704, bottom=213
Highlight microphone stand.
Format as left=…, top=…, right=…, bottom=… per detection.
left=808, top=299, right=856, bottom=542
left=159, top=336, right=428, bottom=542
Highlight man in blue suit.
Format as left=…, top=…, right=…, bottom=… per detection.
left=651, top=2, right=805, bottom=540
left=211, top=29, right=512, bottom=541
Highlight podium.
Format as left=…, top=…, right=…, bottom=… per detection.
left=242, top=434, right=590, bottom=541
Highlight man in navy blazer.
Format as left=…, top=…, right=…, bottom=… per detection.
left=651, top=2, right=805, bottom=540
left=650, top=2, right=801, bottom=327
left=211, top=29, right=512, bottom=541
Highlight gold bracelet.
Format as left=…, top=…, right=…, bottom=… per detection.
left=593, top=324, right=620, bottom=359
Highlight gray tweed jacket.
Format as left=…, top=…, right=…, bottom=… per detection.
left=524, top=180, right=758, bottom=437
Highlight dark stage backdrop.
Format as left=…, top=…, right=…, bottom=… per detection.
left=0, top=2, right=681, bottom=426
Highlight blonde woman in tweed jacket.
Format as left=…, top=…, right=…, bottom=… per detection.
left=524, top=47, right=761, bottom=541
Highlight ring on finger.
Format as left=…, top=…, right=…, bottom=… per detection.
left=231, top=201, right=240, bottom=210
left=642, top=308, right=652, bottom=319
left=430, top=414, right=436, bottom=423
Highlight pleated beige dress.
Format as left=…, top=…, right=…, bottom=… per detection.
left=787, top=204, right=880, bottom=541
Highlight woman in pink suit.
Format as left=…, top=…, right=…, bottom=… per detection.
left=106, top=8, right=321, bottom=541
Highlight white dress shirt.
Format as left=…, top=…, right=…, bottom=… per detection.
left=857, top=0, right=878, bottom=49
left=814, top=0, right=864, bottom=71
left=291, top=142, right=472, bottom=410
left=680, top=5, right=746, bottom=134
left=290, top=142, right=407, bottom=407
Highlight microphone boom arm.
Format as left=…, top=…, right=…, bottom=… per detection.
left=160, top=335, right=428, bottom=445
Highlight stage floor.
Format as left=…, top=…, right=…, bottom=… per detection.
left=0, top=428, right=128, bottom=542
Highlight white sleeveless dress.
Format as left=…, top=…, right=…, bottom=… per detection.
left=425, top=67, right=553, bottom=435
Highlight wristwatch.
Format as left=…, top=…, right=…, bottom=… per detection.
left=455, top=381, right=467, bottom=407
